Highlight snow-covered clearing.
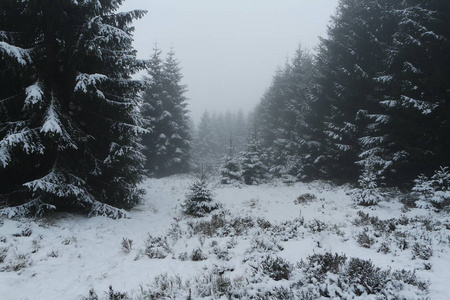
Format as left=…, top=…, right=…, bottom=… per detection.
left=1, top=176, right=449, bottom=299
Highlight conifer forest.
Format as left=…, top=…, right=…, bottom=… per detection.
left=1, top=0, right=450, bottom=299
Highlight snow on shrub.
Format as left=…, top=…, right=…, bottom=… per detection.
left=144, top=235, right=172, bottom=259
left=259, top=255, right=294, bottom=281
left=295, top=253, right=428, bottom=299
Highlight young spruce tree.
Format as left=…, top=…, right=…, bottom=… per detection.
left=0, top=0, right=146, bottom=218
left=241, top=121, right=267, bottom=185
left=141, top=47, right=190, bottom=177
left=182, top=179, right=218, bottom=217
left=220, top=134, right=242, bottom=185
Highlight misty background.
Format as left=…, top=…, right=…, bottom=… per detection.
left=120, top=0, right=339, bottom=122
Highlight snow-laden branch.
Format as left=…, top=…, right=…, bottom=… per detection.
left=0, top=147, right=11, bottom=168
left=381, top=96, right=438, bottom=115
left=89, top=201, right=130, bottom=219
left=104, top=142, right=146, bottom=165
left=0, top=41, right=32, bottom=65
left=87, top=16, right=133, bottom=46
left=24, top=167, right=93, bottom=201
left=374, top=75, right=393, bottom=84
left=24, top=81, right=44, bottom=109
left=74, top=73, right=108, bottom=93
left=0, top=128, right=45, bottom=164
left=41, top=98, right=62, bottom=135
left=0, top=198, right=55, bottom=219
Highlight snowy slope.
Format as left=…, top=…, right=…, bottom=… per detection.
left=0, top=175, right=449, bottom=299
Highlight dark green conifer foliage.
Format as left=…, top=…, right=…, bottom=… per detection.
left=0, top=0, right=147, bottom=218
left=141, top=46, right=164, bottom=176
left=220, top=134, right=241, bottom=185
left=141, top=47, right=190, bottom=177
left=241, top=123, right=267, bottom=185
left=315, top=0, right=391, bottom=183
left=161, top=49, right=190, bottom=175
left=377, top=0, right=450, bottom=184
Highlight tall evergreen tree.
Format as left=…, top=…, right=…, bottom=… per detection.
left=0, top=0, right=147, bottom=218
left=141, top=47, right=190, bottom=177
left=220, top=134, right=242, bottom=185
left=255, top=46, right=316, bottom=181
left=315, top=0, right=392, bottom=183
left=240, top=120, right=267, bottom=185
left=377, top=0, right=450, bottom=184
left=191, top=111, right=219, bottom=173
left=141, top=45, right=164, bottom=176
left=162, top=49, right=190, bottom=175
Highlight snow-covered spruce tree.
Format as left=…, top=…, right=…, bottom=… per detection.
left=352, top=157, right=385, bottom=206
left=191, top=111, right=220, bottom=173
left=240, top=123, right=268, bottom=185
left=256, top=63, right=294, bottom=180
left=412, top=167, right=450, bottom=210
left=377, top=0, right=450, bottom=184
left=161, top=49, right=190, bottom=175
left=315, top=0, right=394, bottom=183
left=141, top=47, right=190, bottom=177
left=255, top=46, right=316, bottom=181
left=0, top=0, right=147, bottom=218
left=182, top=179, right=218, bottom=217
left=219, top=135, right=242, bottom=185
left=140, top=45, right=164, bottom=176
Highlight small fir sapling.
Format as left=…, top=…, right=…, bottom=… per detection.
left=182, top=180, right=219, bottom=217
left=352, top=162, right=384, bottom=206
left=413, top=166, right=450, bottom=209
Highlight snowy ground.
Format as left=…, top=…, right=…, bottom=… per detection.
left=1, top=175, right=449, bottom=299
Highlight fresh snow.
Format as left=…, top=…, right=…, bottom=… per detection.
left=0, top=175, right=449, bottom=299
left=41, top=101, right=62, bottom=135
left=24, top=82, right=44, bottom=108
left=74, top=73, right=108, bottom=93
left=0, top=42, right=32, bottom=66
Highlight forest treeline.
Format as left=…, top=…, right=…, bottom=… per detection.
left=253, top=0, right=450, bottom=189
left=1, top=0, right=449, bottom=217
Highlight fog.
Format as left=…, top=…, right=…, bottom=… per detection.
left=120, top=0, right=339, bottom=122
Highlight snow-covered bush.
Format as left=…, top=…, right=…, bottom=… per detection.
left=300, top=252, right=347, bottom=278
left=211, top=243, right=231, bottom=261
left=190, top=247, right=207, bottom=261
left=412, top=242, right=433, bottom=260
left=182, top=180, right=219, bottom=217
left=187, top=212, right=255, bottom=237
left=295, top=253, right=428, bottom=299
left=250, top=235, right=283, bottom=253
left=307, top=219, right=327, bottom=233
left=356, top=231, right=375, bottom=248
left=294, top=193, right=317, bottom=205
left=271, top=217, right=305, bottom=241
left=259, top=255, right=293, bottom=281
left=121, top=238, right=133, bottom=253
left=1, top=251, right=32, bottom=272
left=144, top=235, right=172, bottom=259
left=413, top=167, right=450, bottom=209
left=0, top=247, right=8, bottom=263
left=13, top=225, right=32, bottom=237
left=83, top=286, right=130, bottom=300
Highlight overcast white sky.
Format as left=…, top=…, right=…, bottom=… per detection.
left=120, top=0, right=339, bottom=122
